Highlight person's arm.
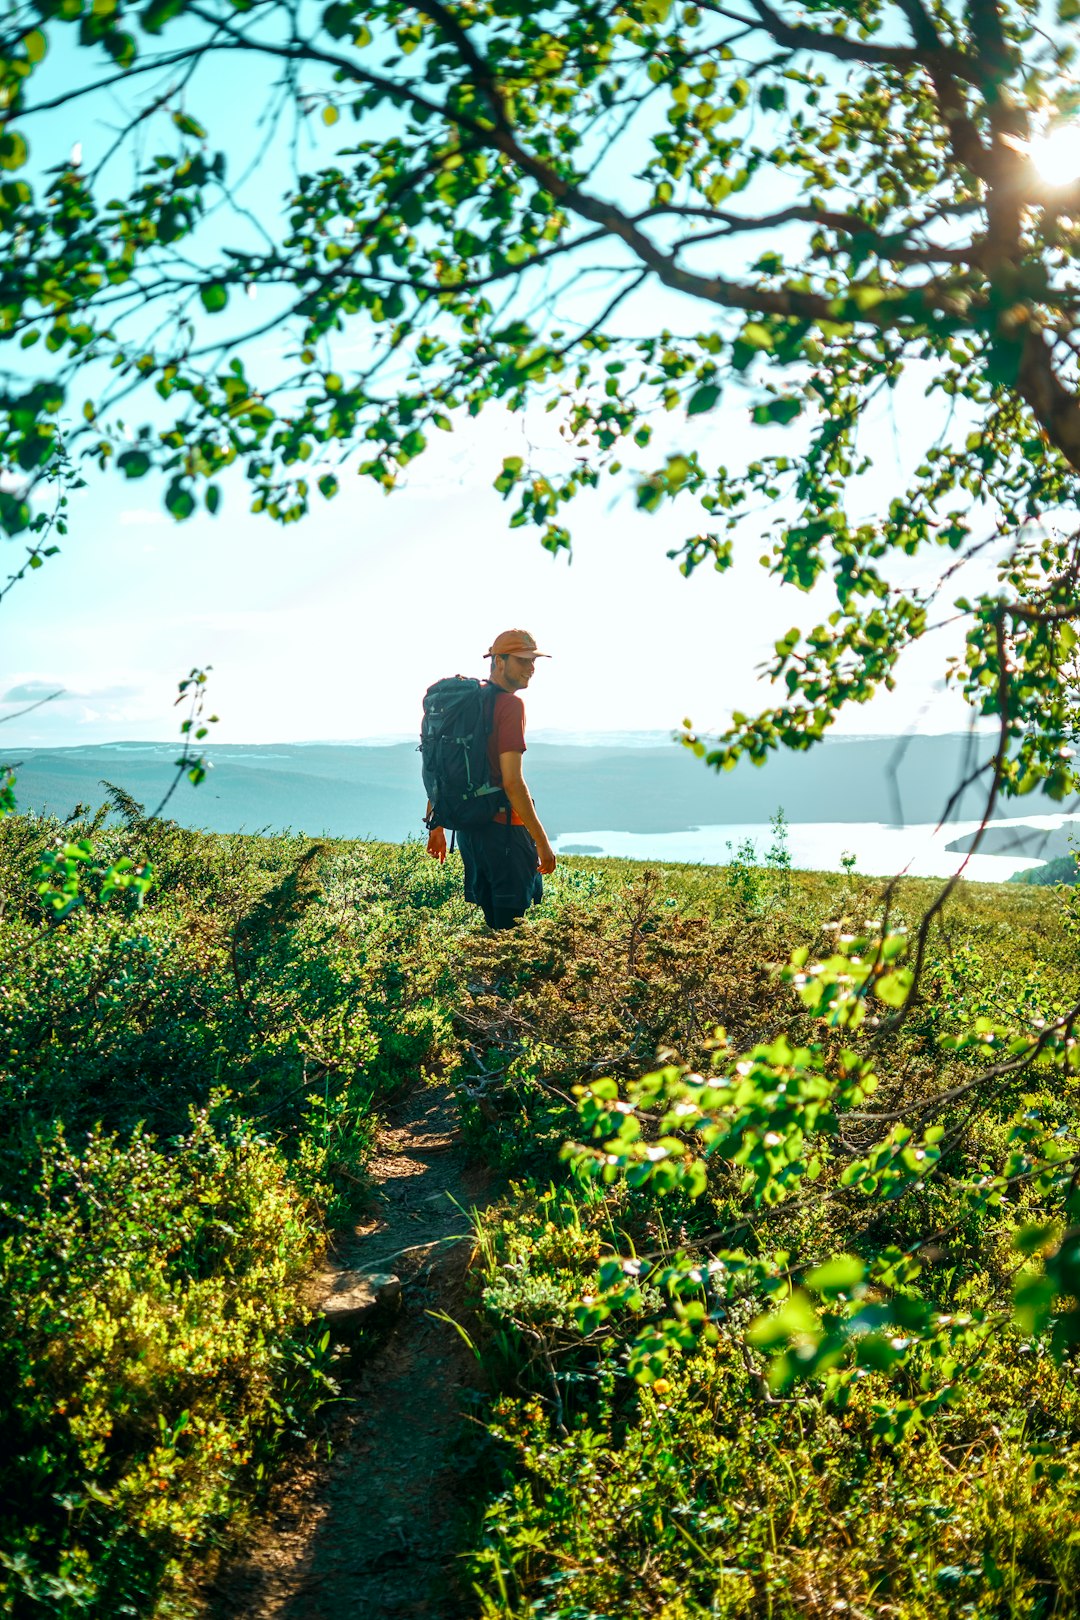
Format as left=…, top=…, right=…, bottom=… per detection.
left=424, top=801, right=447, bottom=862
left=500, top=751, right=556, bottom=874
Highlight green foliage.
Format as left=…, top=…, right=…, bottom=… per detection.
left=452, top=862, right=794, bottom=1174
left=724, top=835, right=761, bottom=914
left=717, top=810, right=796, bottom=915
left=2, top=2, right=1080, bottom=816
left=0, top=1117, right=325, bottom=1615
left=3, top=811, right=1080, bottom=1615
left=765, top=805, right=792, bottom=888
left=33, top=837, right=154, bottom=921
left=470, top=1338, right=1080, bottom=1619
left=1013, top=852, right=1079, bottom=885
left=0, top=812, right=468, bottom=1614
left=456, top=856, right=1080, bottom=1618
left=568, top=911, right=1080, bottom=1397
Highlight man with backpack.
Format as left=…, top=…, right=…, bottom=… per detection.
left=422, top=629, right=557, bottom=929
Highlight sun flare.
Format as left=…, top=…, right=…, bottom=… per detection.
left=1029, top=124, right=1080, bottom=188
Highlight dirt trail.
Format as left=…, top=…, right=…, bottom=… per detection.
left=204, top=1082, right=490, bottom=1620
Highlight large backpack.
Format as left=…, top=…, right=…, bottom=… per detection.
left=421, top=676, right=508, bottom=831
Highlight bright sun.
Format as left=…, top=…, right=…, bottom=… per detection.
left=1029, top=124, right=1080, bottom=188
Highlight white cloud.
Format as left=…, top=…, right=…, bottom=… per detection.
left=2, top=679, right=141, bottom=704
left=2, top=679, right=67, bottom=703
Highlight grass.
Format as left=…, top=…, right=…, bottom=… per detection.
left=0, top=808, right=465, bottom=1616
left=456, top=856, right=1080, bottom=1620
left=1, top=803, right=1078, bottom=1617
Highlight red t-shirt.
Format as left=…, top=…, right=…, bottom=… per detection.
left=487, top=686, right=526, bottom=825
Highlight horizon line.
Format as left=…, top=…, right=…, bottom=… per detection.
left=6, top=726, right=997, bottom=751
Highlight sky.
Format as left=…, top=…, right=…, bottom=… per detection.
left=0, top=12, right=990, bottom=752
left=0, top=404, right=976, bottom=749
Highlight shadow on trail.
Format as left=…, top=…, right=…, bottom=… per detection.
left=204, top=1084, right=491, bottom=1620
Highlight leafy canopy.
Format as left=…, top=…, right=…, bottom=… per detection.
left=2, top=0, right=1080, bottom=782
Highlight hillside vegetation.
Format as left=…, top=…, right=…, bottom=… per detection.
left=1, top=806, right=1078, bottom=1618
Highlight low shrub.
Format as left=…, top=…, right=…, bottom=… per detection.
left=0, top=1115, right=325, bottom=1616
left=0, top=811, right=472, bottom=1615
left=458, top=860, right=1080, bottom=1619
left=471, top=1345, right=1080, bottom=1619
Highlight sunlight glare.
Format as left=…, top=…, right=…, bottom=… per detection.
left=1030, top=124, right=1080, bottom=188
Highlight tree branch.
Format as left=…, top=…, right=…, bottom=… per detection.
left=486, top=122, right=969, bottom=334
left=746, top=0, right=975, bottom=79
left=662, top=203, right=976, bottom=266
left=1018, top=327, right=1080, bottom=476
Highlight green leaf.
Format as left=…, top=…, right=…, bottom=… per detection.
left=172, top=110, right=207, bottom=139
left=322, top=0, right=352, bottom=36
left=118, top=449, right=151, bottom=479
left=141, top=0, right=187, bottom=34
left=875, top=968, right=913, bottom=1008
left=1014, top=1273, right=1055, bottom=1336
left=0, top=132, right=28, bottom=171
left=752, top=397, right=802, bottom=426
left=747, top=1291, right=817, bottom=1348
left=855, top=1333, right=904, bottom=1371
left=1013, top=1222, right=1055, bottom=1256
left=103, top=28, right=136, bottom=67
left=687, top=384, right=721, bottom=415
left=165, top=480, right=195, bottom=520
left=804, top=1255, right=865, bottom=1297
left=741, top=322, right=773, bottom=351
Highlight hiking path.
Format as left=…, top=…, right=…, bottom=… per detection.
left=203, top=1081, right=490, bottom=1620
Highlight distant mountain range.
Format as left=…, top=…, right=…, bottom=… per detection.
left=946, top=822, right=1080, bottom=860
left=2, top=733, right=1066, bottom=841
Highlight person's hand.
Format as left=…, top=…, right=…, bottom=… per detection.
left=427, top=827, right=447, bottom=864
left=536, top=836, right=557, bottom=876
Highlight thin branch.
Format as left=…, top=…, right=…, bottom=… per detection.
left=0, top=687, right=64, bottom=726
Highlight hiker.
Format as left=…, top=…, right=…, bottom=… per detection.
left=424, top=629, right=557, bottom=929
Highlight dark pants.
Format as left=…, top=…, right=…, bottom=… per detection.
left=458, top=823, right=543, bottom=930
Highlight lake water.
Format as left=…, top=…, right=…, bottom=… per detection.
left=553, top=814, right=1080, bottom=883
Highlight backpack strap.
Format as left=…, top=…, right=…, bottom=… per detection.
left=481, top=679, right=502, bottom=731
left=482, top=682, right=510, bottom=816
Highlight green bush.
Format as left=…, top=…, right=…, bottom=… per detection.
left=0, top=1116, right=324, bottom=1616
left=0, top=811, right=472, bottom=1614
left=458, top=860, right=1080, bottom=1620
left=4, top=806, right=1079, bottom=1619
left=471, top=1342, right=1080, bottom=1619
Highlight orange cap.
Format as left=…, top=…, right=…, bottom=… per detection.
left=484, top=629, right=550, bottom=659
